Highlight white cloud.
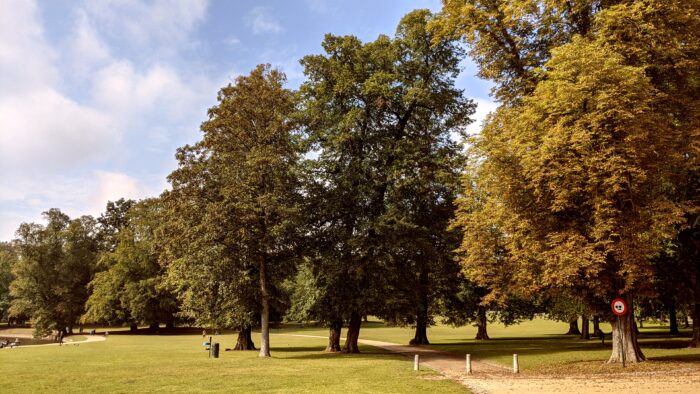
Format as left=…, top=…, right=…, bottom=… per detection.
left=0, top=0, right=116, bottom=175
left=65, top=10, right=111, bottom=75
left=246, top=7, right=282, bottom=34
left=90, top=171, right=150, bottom=213
left=225, top=36, right=241, bottom=46
left=0, top=0, right=57, bottom=94
left=81, top=0, right=208, bottom=51
left=0, top=89, right=117, bottom=174
left=91, top=61, right=200, bottom=120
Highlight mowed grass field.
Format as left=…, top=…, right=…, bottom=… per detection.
left=0, top=328, right=467, bottom=393
left=2, top=317, right=700, bottom=393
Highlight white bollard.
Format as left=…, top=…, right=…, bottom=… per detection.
left=414, top=354, right=420, bottom=371
left=513, top=353, right=519, bottom=373
left=466, top=354, right=472, bottom=373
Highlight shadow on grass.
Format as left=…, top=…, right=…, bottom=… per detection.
left=648, top=353, right=700, bottom=362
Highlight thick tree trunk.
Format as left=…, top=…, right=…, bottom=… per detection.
left=410, top=275, right=430, bottom=345
left=592, top=316, right=603, bottom=337
left=689, top=302, right=700, bottom=347
left=148, top=323, right=159, bottom=330
left=608, top=298, right=645, bottom=363
left=580, top=315, right=590, bottom=340
left=233, top=326, right=256, bottom=350
left=259, top=255, right=271, bottom=358
left=165, top=321, right=174, bottom=329
left=342, top=312, right=362, bottom=353
left=475, top=306, right=490, bottom=340
left=325, top=320, right=342, bottom=352
left=566, top=318, right=581, bottom=335
left=410, top=316, right=430, bottom=345
left=129, top=324, right=138, bottom=332
left=669, top=303, right=680, bottom=336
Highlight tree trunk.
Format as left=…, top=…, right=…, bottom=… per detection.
left=566, top=318, right=581, bottom=335
left=410, top=316, right=430, bottom=345
left=592, top=316, right=603, bottom=337
left=148, top=323, right=159, bottom=330
left=669, top=303, right=680, bottom=336
left=580, top=315, right=590, bottom=339
left=684, top=314, right=690, bottom=329
left=608, top=298, right=645, bottom=363
left=342, top=312, right=362, bottom=353
left=410, top=273, right=430, bottom=345
left=129, top=324, right=138, bottom=332
left=475, top=306, right=490, bottom=340
left=165, top=321, right=174, bottom=329
left=259, top=254, right=271, bottom=358
left=325, top=320, right=342, bottom=352
left=689, top=302, right=700, bottom=347
left=233, top=325, right=256, bottom=350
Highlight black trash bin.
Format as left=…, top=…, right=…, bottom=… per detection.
left=212, top=342, right=220, bottom=358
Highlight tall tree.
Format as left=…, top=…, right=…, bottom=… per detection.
left=164, top=64, right=303, bottom=357
left=10, top=209, right=98, bottom=336
left=0, top=242, right=16, bottom=323
left=300, top=9, right=474, bottom=352
left=83, top=199, right=178, bottom=330
left=439, top=0, right=699, bottom=363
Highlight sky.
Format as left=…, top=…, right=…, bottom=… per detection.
left=0, top=0, right=495, bottom=241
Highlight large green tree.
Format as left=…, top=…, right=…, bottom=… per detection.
left=164, top=64, right=303, bottom=357
left=10, top=209, right=99, bottom=336
left=300, top=9, right=474, bottom=352
left=82, top=198, right=178, bottom=331
left=0, top=242, right=16, bottom=323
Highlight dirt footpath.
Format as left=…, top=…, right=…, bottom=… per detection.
left=278, top=334, right=700, bottom=394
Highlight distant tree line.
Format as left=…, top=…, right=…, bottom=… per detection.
left=1, top=2, right=698, bottom=365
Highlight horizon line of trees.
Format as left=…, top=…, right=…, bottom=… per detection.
left=1, top=1, right=698, bottom=365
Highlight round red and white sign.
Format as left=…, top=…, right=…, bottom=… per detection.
left=611, top=298, right=627, bottom=316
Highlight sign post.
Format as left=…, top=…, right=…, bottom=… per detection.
left=611, top=298, right=628, bottom=368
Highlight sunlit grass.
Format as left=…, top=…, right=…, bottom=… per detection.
left=0, top=329, right=468, bottom=393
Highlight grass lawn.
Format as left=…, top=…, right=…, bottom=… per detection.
left=0, top=329, right=468, bottom=393
left=278, top=317, right=700, bottom=374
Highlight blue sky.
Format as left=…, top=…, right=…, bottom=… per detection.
left=0, top=0, right=495, bottom=241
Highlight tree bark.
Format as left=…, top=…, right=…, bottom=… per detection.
left=410, top=315, right=430, bottom=345
left=129, top=324, right=138, bottom=332
left=259, top=254, right=271, bottom=358
left=234, top=325, right=256, bottom=350
left=684, top=315, right=690, bottom=329
left=566, top=318, right=581, bottom=335
left=342, top=312, right=362, bottom=353
left=669, top=303, right=680, bottom=336
left=475, top=306, right=490, bottom=340
left=580, top=315, right=590, bottom=340
left=165, top=321, right=174, bottom=329
left=148, top=323, right=159, bottom=331
left=689, top=302, right=700, bottom=347
left=592, top=316, right=603, bottom=337
left=608, top=298, right=645, bottom=363
left=325, top=320, right=342, bottom=352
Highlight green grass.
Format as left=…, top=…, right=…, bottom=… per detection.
left=0, top=330, right=468, bottom=393
left=278, top=317, right=700, bottom=373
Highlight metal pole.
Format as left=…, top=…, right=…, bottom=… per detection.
left=617, top=316, right=625, bottom=368
left=414, top=354, right=420, bottom=371
left=466, top=354, right=472, bottom=373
